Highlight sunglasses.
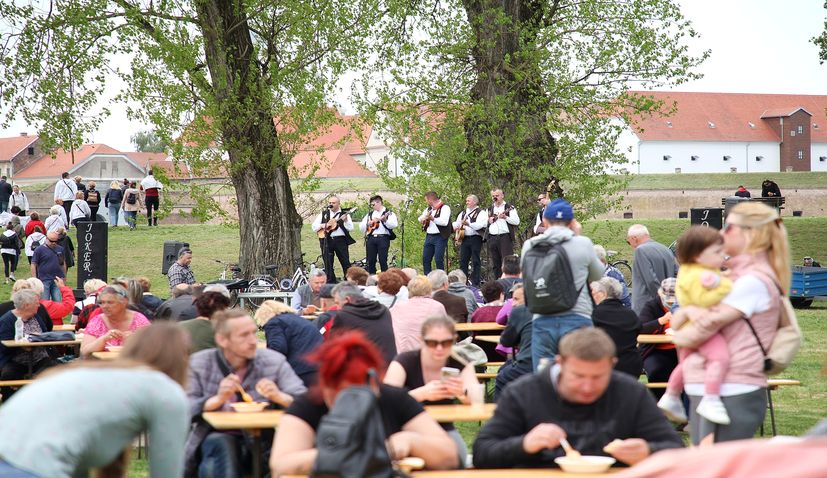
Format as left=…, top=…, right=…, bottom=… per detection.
left=723, top=222, right=751, bottom=234
left=423, top=338, right=455, bottom=348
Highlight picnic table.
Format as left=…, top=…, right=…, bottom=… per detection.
left=474, top=335, right=501, bottom=344
left=454, top=323, right=505, bottom=332
left=423, top=404, right=496, bottom=423
left=91, top=351, right=120, bottom=360
left=636, top=334, right=674, bottom=344
left=237, top=291, right=292, bottom=308
left=54, top=324, right=75, bottom=332
left=1, top=339, right=82, bottom=376
left=202, top=410, right=284, bottom=478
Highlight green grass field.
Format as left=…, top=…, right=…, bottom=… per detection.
left=619, top=171, right=827, bottom=190
left=0, top=221, right=821, bottom=476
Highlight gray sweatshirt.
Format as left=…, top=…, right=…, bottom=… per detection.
left=631, top=239, right=678, bottom=315
left=521, top=225, right=604, bottom=319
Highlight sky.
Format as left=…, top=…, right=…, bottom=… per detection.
left=2, top=0, right=827, bottom=152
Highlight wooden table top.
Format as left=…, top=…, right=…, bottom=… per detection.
left=455, top=322, right=505, bottom=332
left=474, top=335, right=501, bottom=344
left=54, top=324, right=75, bottom=331
left=636, top=334, right=674, bottom=344
left=413, top=469, right=616, bottom=477
left=92, top=351, right=120, bottom=360
left=423, top=404, right=496, bottom=423
left=202, top=410, right=284, bottom=430
left=1, top=339, right=81, bottom=348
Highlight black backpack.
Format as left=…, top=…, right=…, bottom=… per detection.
left=126, top=191, right=137, bottom=205
left=522, top=236, right=583, bottom=314
left=29, top=237, right=42, bottom=252
left=311, top=373, right=401, bottom=478
left=0, top=233, right=14, bottom=248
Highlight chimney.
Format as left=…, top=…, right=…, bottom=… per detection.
left=19, top=132, right=27, bottom=137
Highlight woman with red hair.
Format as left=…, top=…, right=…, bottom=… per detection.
left=270, top=331, right=459, bottom=476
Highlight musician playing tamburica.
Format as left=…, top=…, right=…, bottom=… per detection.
left=311, top=196, right=355, bottom=283
left=359, top=195, right=398, bottom=273
left=487, top=189, right=520, bottom=279
left=452, top=195, right=488, bottom=286
left=418, top=191, right=452, bottom=275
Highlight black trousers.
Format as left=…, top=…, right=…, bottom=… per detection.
left=145, top=196, right=159, bottom=226
left=459, top=235, right=483, bottom=285
left=643, top=348, right=679, bottom=400
left=365, top=234, right=391, bottom=273
left=62, top=200, right=73, bottom=223
left=487, top=233, right=514, bottom=279
left=320, top=236, right=350, bottom=283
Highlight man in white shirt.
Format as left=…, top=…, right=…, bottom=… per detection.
left=358, top=195, right=398, bottom=274
left=53, top=172, right=78, bottom=222
left=452, top=194, right=488, bottom=286
left=311, top=196, right=355, bottom=283
left=418, top=191, right=452, bottom=275
left=487, top=188, right=520, bottom=279
left=533, top=192, right=550, bottom=235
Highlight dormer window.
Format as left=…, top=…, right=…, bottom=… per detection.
left=27, top=147, right=34, bottom=155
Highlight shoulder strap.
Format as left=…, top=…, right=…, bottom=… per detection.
left=743, top=317, right=768, bottom=357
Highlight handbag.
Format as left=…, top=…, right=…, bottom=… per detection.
left=743, top=274, right=802, bottom=375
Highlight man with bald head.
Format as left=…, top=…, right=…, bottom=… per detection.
left=31, top=231, right=66, bottom=301
left=453, top=194, right=488, bottom=286
left=627, top=224, right=677, bottom=315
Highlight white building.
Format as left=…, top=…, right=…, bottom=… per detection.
left=618, top=92, right=827, bottom=174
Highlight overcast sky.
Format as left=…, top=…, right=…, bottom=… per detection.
left=2, top=0, right=827, bottom=151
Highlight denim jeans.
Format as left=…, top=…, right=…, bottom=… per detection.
left=0, top=461, right=40, bottom=477
left=531, top=313, right=592, bottom=370
left=108, top=202, right=121, bottom=226
left=422, top=233, right=447, bottom=274
left=125, top=211, right=137, bottom=230
left=199, top=432, right=248, bottom=478
left=41, top=278, right=62, bottom=302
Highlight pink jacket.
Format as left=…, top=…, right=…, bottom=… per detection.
left=674, top=252, right=779, bottom=388
left=390, top=297, right=447, bottom=353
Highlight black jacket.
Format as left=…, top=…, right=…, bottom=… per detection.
left=473, top=367, right=683, bottom=468
left=0, top=180, right=12, bottom=202
left=155, top=295, right=198, bottom=321
left=329, top=298, right=396, bottom=363
left=592, top=298, right=643, bottom=377
left=499, top=305, right=533, bottom=366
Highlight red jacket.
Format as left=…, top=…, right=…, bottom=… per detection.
left=25, top=220, right=46, bottom=236
left=40, top=285, right=75, bottom=325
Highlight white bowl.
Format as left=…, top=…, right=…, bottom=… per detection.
left=554, top=455, right=616, bottom=473
left=230, top=402, right=267, bottom=413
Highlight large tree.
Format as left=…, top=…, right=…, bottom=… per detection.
left=357, top=0, right=707, bottom=230
left=0, top=0, right=377, bottom=275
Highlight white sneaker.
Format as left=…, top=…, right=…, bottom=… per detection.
left=696, top=395, right=731, bottom=425
left=657, top=393, right=688, bottom=423
left=9, top=274, right=14, bottom=281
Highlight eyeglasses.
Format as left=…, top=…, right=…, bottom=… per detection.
left=423, top=338, right=455, bottom=348
left=723, top=222, right=751, bottom=234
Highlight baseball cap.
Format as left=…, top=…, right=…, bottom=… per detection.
left=543, top=199, right=574, bottom=221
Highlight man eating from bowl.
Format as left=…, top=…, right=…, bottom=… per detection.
left=184, top=308, right=307, bottom=477
left=473, top=327, right=682, bottom=468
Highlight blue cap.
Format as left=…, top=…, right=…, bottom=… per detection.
left=543, top=199, right=574, bottom=221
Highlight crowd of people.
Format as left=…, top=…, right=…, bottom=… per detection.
left=0, top=196, right=823, bottom=477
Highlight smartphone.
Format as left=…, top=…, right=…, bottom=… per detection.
left=440, top=367, right=460, bottom=381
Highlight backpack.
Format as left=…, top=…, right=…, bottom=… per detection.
left=0, top=233, right=14, bottom=249
left=29, top=237, right=42, bottom=252
left=311, top=373, right=399, bottom=478
left=744, top=273, right=802, bottom=375
left=126, top=191, right=137, bottom=205
left=87, top=190, right=100, bottom=205
left=522, top=236, right=582, bottom=314
left=76, top=302, right=100, bottom=331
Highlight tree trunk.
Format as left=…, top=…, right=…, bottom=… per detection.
left=196, top=0, right=303, bottom=276
left=460, top=0, right=560, bottom=204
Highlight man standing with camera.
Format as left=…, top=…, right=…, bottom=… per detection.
left=312, top=196, right=355, bottom=283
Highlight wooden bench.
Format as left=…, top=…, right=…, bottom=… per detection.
left=645, top=379, right=801, bottom=436
left=0, top=379, right=33, bottom=388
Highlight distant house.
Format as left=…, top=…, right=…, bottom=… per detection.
left=618, top=92, right=827, bottom=174
left=0, top=133, right=44, bottom=178
left=287, top=115, right=377, bottom=178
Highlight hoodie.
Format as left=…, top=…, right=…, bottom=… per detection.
left=447, top=283, right=479, bottom=317
left=329, top=297, right=397, bottom=363
left=521, top=225, right=604, bottom=319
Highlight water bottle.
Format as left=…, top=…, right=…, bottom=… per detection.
left=14, top=317, right=25, bottom=341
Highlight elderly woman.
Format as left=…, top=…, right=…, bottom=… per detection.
left=375, top=270, right=404, bottom=308
left=594, top=244, right=632, bottom=308
left=26, top=277, right=74, bottom=326
left=104, top=179, right=124, bottom=227
left=0, top=324, right=190, bottom=477
left=24, top=211, right=45, bottom=236
left=254, top=300, right=324, bottom=386
left=71, top=278, right=107, bottom=327
left=44, top=205, right=65, bottom=233
left=69, top=190, right=91, bottom=226
left=591, top=276, right=642, bottom=377
left=271, top=331, right=459, bottom=476
left=177, top=291, right=231, bottom=354
left=638, top=277, right=679, bottom=400
left=80, top=285, right=151, bottom=356
left=385, top=316, right=480, bottom=466
left=390, top=276, right=447, bottom=353
left=125, top=277, right=155, bottom=321
left=0, top=289, right=58, bottom=400
left=673, top=202, right=790, bottom=444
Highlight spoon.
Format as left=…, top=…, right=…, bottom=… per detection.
left=560, top=437, right=582, bottom=458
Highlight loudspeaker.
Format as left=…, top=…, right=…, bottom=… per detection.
left=162, top=241, right=190, bottom=275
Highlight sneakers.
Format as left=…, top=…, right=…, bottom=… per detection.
left=697, top=395, right=731, bottom=425
left=657, top=393, right=688, bottom=423
left=9, top=273, right=15, bottom=281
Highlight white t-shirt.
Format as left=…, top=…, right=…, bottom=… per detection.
left=685, top=273, right=771, bottom=397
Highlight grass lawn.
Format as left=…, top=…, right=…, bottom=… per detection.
left=619, top=171, right=827, bottom=191
left=1, top=221, right=819, bottom=475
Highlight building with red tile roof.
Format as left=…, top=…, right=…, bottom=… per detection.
left=620, top=91, right=827, bottom=174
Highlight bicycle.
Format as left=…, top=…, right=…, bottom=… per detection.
left=275, top=254, right=324, bottom=291
left=207, top=259, right=246, bottom=307
left=244, top=254, right=325, bottom=309
left=606, top=250, right=633, bottom=288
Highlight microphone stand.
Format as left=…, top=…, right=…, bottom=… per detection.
left=401, top=197, right=413, bottom=267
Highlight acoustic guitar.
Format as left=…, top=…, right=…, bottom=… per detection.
left=421, top=207, right=434, bottom=232
left=317, top=208, right=357, bottom=239
left=366, top=211, right=391, bottom=235
left=454, top=218, right=468, bottom=246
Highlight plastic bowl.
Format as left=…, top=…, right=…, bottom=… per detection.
left=106, top=346, right=124, bottom=353
left=230, top=402, right=267, bottom=413
left=554, top=456, right=616, bottom=473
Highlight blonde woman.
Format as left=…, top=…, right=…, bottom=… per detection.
left=673, top=202, right=790, bottom=444
left=254, top=299, right=322, bottom=386
left=104, top=180, right=124, bottom=227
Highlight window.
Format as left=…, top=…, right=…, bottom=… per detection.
left=798, top=150, right=804, bottom=160
left=27, top=147, right=34, bottom=155
left=798, top=125, right=804, bottom=134
left=791, top=130, right=796, bottom=137
left=111, top=161, right=119, bottom=176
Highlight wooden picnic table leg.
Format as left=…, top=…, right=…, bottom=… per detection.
left=248, top=429, right=263, bottom=478
left=767, top=387, right=777, bottom=437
